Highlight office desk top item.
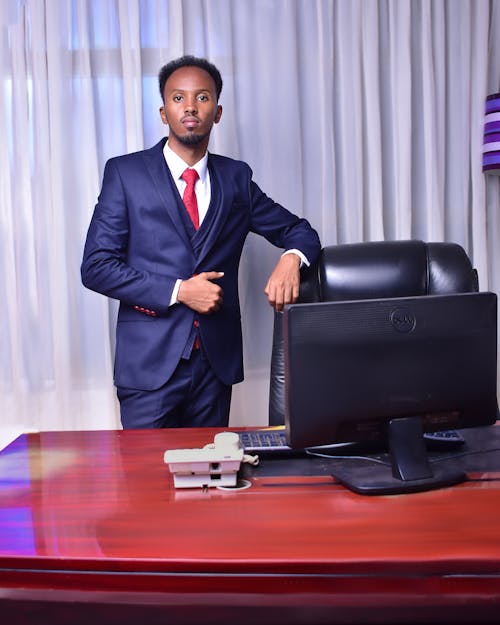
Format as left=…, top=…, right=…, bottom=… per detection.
left=1, top=427, right=500, bottom=625
left=164, top=431, right=244, bottom=488
left=239, top=426, right=466, bottom=455
left=239, top=427, right=293, bottom=452
left=284, top=291, right=498, bottom=495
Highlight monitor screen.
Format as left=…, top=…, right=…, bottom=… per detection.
left=283, top=292, right=498, bottom=495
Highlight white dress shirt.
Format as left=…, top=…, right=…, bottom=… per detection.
left=164, top=141, right=211, bottom=226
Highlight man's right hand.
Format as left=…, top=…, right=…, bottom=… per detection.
left=177, top=271, right=224, bottom=314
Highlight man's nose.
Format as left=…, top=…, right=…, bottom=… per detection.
left=184, top=98, right=197, bottom=113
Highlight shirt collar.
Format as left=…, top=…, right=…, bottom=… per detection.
left=164, top=140, right=209, bottom=183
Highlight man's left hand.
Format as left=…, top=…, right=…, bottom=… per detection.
left=264, top=253, right=301, bottom=312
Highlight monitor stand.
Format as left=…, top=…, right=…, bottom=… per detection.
left=330, top=416, right=466, bottom=496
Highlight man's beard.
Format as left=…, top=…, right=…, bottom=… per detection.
left=171, top=128, right=209, bottom=146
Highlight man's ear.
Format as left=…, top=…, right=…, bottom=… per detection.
left=159, top=106, right=168, bottom=126
left=214, top=105, right=223, bottom=124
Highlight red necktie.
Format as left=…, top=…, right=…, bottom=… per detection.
left=181, top=168, right=199, bottom=230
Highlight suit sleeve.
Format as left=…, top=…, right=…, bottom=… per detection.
left=81, top=158, right=176, bottom=316
left=248, top=174, right=321, bottom=266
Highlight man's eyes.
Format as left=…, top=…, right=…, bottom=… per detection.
left=172, top=94, right=210, bottom=102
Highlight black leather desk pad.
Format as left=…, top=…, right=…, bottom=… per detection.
left=241, top=424, right=500, bottom=479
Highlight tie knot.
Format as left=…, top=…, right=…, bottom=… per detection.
left=181, top=168, right=199, bottom=186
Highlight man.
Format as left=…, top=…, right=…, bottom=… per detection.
left=81, top=55, right=321, bottom=429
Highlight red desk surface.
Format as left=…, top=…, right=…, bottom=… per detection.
left=0, top=428, right=499, bottom=624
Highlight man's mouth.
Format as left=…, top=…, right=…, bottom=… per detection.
left=182, top=117, right=200, bottom=129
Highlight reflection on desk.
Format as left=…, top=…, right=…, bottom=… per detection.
left=0, top=425, right=499, bottom=625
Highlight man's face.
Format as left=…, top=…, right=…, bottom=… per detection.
left=160, top=65, right=222, bottom=149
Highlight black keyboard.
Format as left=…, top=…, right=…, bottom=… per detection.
left=239, top=429, right=361, bottom=454
left=239, top=428, right=466, bottom=454
left=239, top=429, right=291, bottom=453
left=423, top=429, right=466, bottom=449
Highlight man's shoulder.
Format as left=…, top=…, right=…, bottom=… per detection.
left=106, top=139, right=165, bottom=166
left=208, top=152, right=251, bottom=175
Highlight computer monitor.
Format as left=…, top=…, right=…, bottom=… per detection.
left=283, top=291, right=498, bottom=495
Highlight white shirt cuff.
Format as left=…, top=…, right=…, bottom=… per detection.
left=170, top=279, right=182, bottom=306
left=282, top=249, right=309, bottom=267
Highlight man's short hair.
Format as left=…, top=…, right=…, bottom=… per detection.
left=158, top=55, right=223, bottom=101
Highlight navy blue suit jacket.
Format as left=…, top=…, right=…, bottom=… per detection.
left=81, top=138, right=321, bottom=391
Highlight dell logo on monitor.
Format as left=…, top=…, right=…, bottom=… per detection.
left=390, top=308, right=417, bottom=333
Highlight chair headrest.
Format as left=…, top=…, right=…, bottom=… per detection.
left=299, top=240, right=478, bottom=302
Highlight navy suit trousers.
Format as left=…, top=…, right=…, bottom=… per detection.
left=117, top=348, right=232, bottom=429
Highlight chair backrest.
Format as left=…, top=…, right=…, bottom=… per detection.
left=268, top=240, right=479, bottom=425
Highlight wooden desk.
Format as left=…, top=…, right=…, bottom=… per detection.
left=0, top=428, right=499, bottom=624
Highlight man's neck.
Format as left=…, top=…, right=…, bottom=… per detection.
left=167, top=137, right=208, bottom=167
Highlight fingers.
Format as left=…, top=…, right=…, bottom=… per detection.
left=265, top=282, right=299, bottom=312
left=264, top=254, right=301, bottom=311
left=201, top=271, right=224, bottom=281
left=177, top=272, right=224, bottom=314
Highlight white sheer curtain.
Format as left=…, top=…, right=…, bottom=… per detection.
left=2, top=0, right=500, bottom=432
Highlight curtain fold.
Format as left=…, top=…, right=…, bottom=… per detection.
left=2, top=0, right=500, bottom=431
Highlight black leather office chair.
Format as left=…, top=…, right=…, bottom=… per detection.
left=269, top=240, right=479, bottom=425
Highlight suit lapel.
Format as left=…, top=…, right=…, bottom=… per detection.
left=141, top=143, right=236, bottom=264
left=195, top=155, right=234, bottom=264
left=142, top=139, right=191, bottom=247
